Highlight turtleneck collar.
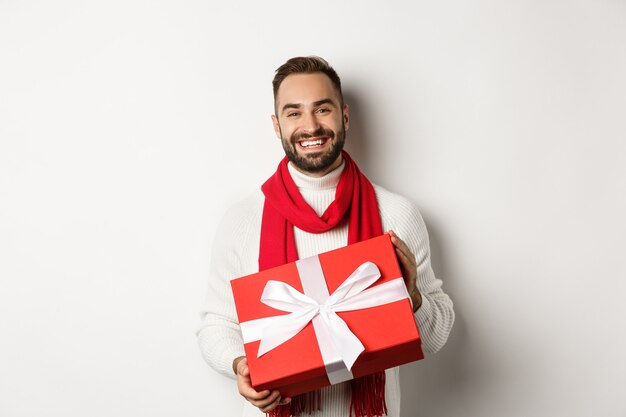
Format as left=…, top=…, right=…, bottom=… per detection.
left=287, top=160, right=345, bottom=190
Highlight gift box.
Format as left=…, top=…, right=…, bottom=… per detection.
left=231, top=234, right=424, bottom=397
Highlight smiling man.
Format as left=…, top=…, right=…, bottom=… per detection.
left=272, top=72, right=347, bottom=177
left=197, top=56, right=455, bottom=417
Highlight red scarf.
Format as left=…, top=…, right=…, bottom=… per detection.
left=260, top=151, right=387, bottom=417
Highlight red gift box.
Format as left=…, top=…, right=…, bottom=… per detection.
left=231, top=234, right=424, bottom=397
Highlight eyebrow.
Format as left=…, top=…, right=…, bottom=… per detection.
left=313, top=98, right=336, bottom=107
left=280, top=98, right=338, bottom=114
left=281, top=103, right=301, bottom=113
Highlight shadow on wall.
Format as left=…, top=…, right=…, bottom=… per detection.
left=399, top=221, right=500, bottom=417
left=400, top=220, right=469, bottom=416
left=345, top=88, right=481, bottom=416
left=343, top=89, right=373, bottom=173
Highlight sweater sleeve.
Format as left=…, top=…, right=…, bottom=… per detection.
left=377, top=187, right=455, bottom=355
left=408, top=206, right=455, bottom=355
left=196, top=203, right=255, bottom=379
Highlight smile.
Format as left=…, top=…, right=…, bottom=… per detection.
left=298, top=137, right=329, bottom=149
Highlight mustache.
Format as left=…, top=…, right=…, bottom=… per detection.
left=291, top=127, right=335, bottom=142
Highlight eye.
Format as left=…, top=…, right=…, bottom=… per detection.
left=286, top=112, right=299, bottom=117
left=317, top=108, right=330, bottom=114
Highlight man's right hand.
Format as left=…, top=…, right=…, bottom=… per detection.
left=233, top=356, right=291, bottom=413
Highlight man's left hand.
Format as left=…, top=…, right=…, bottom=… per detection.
left=388, top=230, right=422, bottom=312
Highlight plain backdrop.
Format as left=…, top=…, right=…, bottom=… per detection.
left=1, top=1, right=625, bottom=416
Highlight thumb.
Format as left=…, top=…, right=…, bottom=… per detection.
left=238, top=358, right=250, bottom=377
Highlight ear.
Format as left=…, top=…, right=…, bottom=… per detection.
left=271, top=114, right=281, bottom=139
left=342, top=103, right=350, bottom=131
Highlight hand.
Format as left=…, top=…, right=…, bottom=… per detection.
left=388, top=230, right=422, bottom=312
left=233, top=357, right=291, bottom=412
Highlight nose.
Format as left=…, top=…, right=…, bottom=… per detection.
left=301, top=112, right=321, bottom=134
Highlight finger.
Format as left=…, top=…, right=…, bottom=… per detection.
left=393, top=236, right=414, bottom=265
left=389, top=232, right=416, bottom=267
left=393, top=240, right=417, bottom=271
left=395, top=247, right=414, bottom=270
left=237, top=374, right=271, bottom=400
left=239, top=383, right=271, bottom=401
left=392, top=240, right=418, bottom=290
left=395, top=249, right=417, bottom=288
left=236, top=358, right=253, bottom=380
left=388, top=230, right=407, bottom=251
left=252, top=390, right=281, bottom=410
left=261, top=393, right=291, bottom=413
left=236, top=359, right=276, bottom=402
left=236, top=358, right=248, bottom=374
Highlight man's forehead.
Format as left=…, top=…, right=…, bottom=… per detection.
left=276, top=73, right=341, bottom=107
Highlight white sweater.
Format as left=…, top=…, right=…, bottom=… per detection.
left=197, top=162, right=455, bottom=417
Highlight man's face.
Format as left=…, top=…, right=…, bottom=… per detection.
left=272, top=73, right=349, bottom=177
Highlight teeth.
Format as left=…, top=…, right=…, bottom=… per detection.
left=300, top=139, right=324, bottom=148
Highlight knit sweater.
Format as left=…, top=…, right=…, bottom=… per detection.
left=197, top=162, right=455, bottom=417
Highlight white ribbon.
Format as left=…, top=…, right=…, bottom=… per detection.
left=239, top=256, right=409, bottom=384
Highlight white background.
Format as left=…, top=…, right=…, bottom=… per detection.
left=1, top=1, right=625, bottom=416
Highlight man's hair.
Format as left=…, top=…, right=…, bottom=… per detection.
left=272, top=56, right=343, bottom=109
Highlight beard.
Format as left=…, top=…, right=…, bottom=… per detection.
left=280, top=124, right=346, bottom=174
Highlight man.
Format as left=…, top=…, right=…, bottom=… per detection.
left=197, top=56, right=454, bottom=417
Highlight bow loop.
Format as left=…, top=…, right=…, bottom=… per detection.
left=325, top=261, right=381, bottom=308
left=261, top=280, right=318, bottom=312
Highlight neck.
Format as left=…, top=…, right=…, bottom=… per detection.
left=288, top=159, right=345, bottom=191
left=290, top=155, right=344, bottom=178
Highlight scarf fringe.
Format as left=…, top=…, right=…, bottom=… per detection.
left=268, top=390, right=321, bottom=417
left=267, top=372, right=387, bottom=417
left=350, top=372, right=388, bottom=417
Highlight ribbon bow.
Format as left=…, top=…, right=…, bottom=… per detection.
left=240, top=257, right=409, bottom=374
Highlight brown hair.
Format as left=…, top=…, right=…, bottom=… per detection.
left=272, top=56, right=343, bottom=109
